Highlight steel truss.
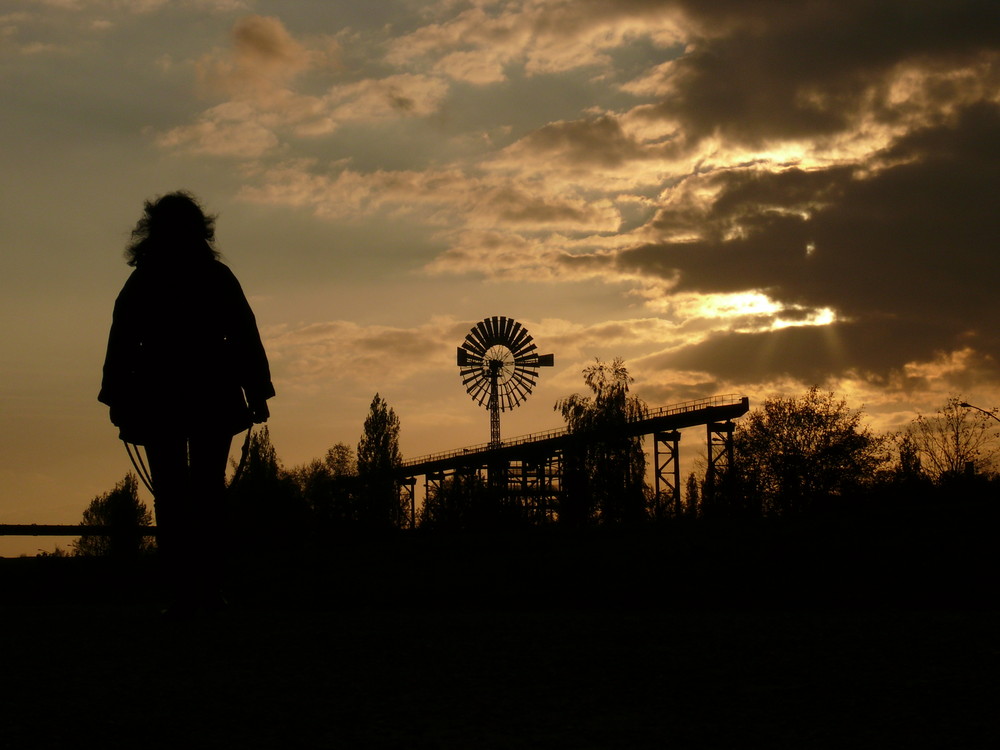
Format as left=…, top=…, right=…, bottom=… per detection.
left=399, top=476, right=417, bottom=529
left=653, top=430, right=682, bottom=514
left=503, top=451, right=562, bottom=521
left=703, top=421, right=736, bottom=511
left=402, top=396, right=749, bottom=521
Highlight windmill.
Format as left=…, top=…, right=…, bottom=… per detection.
left=457, top=316, right=554, bottom=448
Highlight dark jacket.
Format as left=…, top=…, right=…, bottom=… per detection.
left=99, top=258, right=274, bottom=444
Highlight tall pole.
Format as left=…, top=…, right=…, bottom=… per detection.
left=489, top=360, right=501, bottom=449
left=958, top=402, right=1000, bottom=476
left=959, top=402, right=1000, bottom=425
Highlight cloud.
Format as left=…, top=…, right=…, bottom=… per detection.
left=169, top=1, right=1000, bottom=402
left=264, top=317, right=462, bottom=393
left=155, top=101, right=281, bottom=157
left=240, top=161, right=622, bottom=236
left=0, top=2, right=249, bottom=56
left=413, top=1, right=1000, bottom=397
left=387, top=0, right=683, bottom=83
left=611, top=101, right=1000, bottom=385
left=496, top=114, right=675, bottom=170
left=633, top=1, right=1000, bottom=149
left=197, top=15, right=325, bottom=98
left=158, top=16, right=450, bottom=158
left=320, top=74, right=449, bottom=122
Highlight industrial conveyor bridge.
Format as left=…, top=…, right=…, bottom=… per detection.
left=396, top=395, right=749, bottom=520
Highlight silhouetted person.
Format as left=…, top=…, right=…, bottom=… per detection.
left=99, top=191, right=274, bottom=615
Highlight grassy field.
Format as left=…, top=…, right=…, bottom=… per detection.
left=1, top=515, right=996, bottom=748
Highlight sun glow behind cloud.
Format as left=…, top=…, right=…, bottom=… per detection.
left=659, top=291, right=838, bottom=332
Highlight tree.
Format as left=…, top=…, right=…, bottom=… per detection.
left=893, top=432, right=924, bottom=481
left=910, top=397, right=1000, bottom=481
left=357, top=393, right=406, bottom=529
left=228, top=426, right=306, bottom=548
left=290, top=442, right=360, bottom=528
left=325, top=442, right=358, bottom=478
left=73, top=474, right=155, bottom=559
left=684, top=472, right=701, bottom=517
left=555, top=358, right=649, bottom=524
left=419, top=472, right=492, bottom=531
left=733, top=387, right=888, bottom=516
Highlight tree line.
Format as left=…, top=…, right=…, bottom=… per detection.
left=68, top=362, right=1000, bottom=557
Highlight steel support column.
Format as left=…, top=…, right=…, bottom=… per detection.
left=426, top=471, right=447, bottom=501
left=704, top=420, right=735, bottom=510
left=653, top=430, right=681, bottom=513
left=399, top=476, right=417, bottom=528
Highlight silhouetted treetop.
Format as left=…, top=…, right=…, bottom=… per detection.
left=911, top=396, right=1000, bottom=480
left=73, top=474, right=155, bottom=559
left=555, top=358, right=649, bottom=525
left=733, top=386, right=888, bottom=515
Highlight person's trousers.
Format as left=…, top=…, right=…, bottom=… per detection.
left=145, top=432, right=232, bottom=602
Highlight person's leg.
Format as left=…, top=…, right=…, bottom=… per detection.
left=144, top=437, right=190, bottom=603
left=188, top=432, right=233, bottom=604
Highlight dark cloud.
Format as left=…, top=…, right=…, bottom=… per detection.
left=660, top=318, right=956, bottom=387
left=649, top=0, right=1000, bottom=147
left=619, top=101, right=1000, bottom=383
left=506, top=114, right=666, bottom=167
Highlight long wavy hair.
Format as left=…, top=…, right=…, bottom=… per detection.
left=125, top=191, right=220, bottom=267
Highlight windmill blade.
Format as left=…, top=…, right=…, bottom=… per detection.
left=511, top=374, right=534, bottom=393
left=512, top=369, right=537, bottom=389
left=514, top=342, right=538, bottom=361
left=463, top=374, right=487, bottom=391
left=462, top=336, right=486, bottom=356
left=500, top=384, right=516, bottom=410
left=486, top=321, right=505, bottom=347
left=508, top=319, right=523, bottom=342
left=460, top=369, right=485, bottom=382
left=513, top=381, right=536, bottom=398
left=501, top=316, right=515, bottom=342
left=510, top=381, right=529, bottom=404
left=509, top=326, right=531, bottom=354
left=469, top=324, right=490, bottom=351
left=462, top=372, right=487, bottom=388
left=511, top=331, right=534, bottom=354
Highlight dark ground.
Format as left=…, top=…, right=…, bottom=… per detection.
left=1, top=509, right=997, bottom=748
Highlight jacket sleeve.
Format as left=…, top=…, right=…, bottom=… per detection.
left=222, top=266, right=275, bottom=405
left=98, top=274, right=140, bottom=409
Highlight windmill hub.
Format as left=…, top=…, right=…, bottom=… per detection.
left=457, top=316, right=554, bottom=448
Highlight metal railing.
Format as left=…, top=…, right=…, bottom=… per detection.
left=402, top=394, right=747, bottom=470
left=0, top=524, right=157, bottom=536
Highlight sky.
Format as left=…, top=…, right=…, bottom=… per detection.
left=2, top=0, right=998, bottom=554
